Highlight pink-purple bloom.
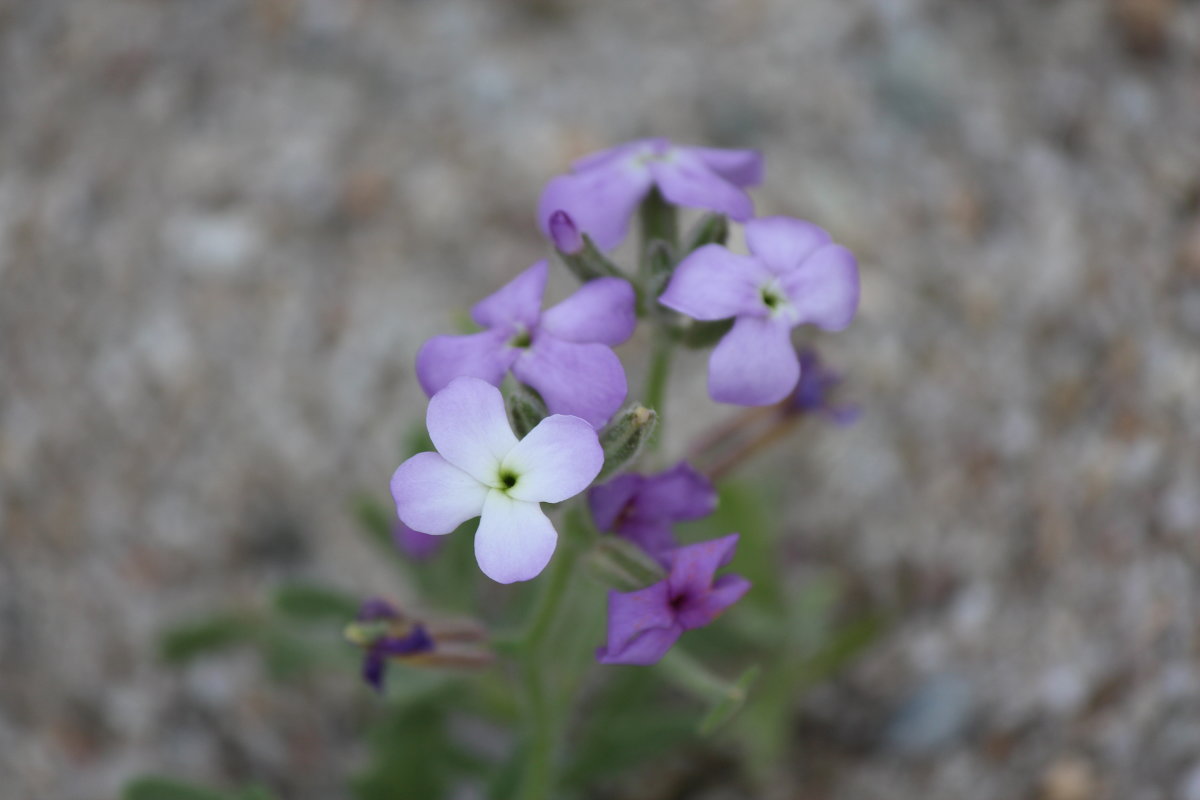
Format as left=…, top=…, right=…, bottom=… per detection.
left=538, top=138, right=763, bottom=251
left=416, top=261, right=636, bottom=428
left=354, top=598, right=434, bottom=692
left=597, top=534, right=750, bottom=666
left=390, top=377, right=603, bottom=584
left=659, top=216, right=860, bottom=406
left=588, top=462, right=717, bottom=560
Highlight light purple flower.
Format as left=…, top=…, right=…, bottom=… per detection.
left=787, top=347, right=860, bottom=424
left=659, top=216, right=860, bottom=406
left=537, top=138, right=763, bottom=251
left=390, top=377, right=603, bottom=584
left=597, top=534, right=750, bottom=666
left=416, top=261, right=636, bottom=428
left=588, top=462, right=717, bottom=559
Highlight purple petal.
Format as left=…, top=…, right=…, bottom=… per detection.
left=658, top=244, right=770, bottom=321
left=512, top=334, right=627, bottom=428
left=649, top=150, right=754, bottom=221
left=632, top=463, right=717, bottom=523
left=362, top=650, right=386, bottom=691
left=426, top=377, right=518, bottom=484
left=707, top=316, right=800, bottom=406
left=540, top=277, right=637, bottom=346
left=676, top=573, right=751, bottom=630
left=376, top=624, right=435, bottom=657
left=357, top=598, right=400, bottom=622
left=615, top=518, right=678, bottom=560
left=548, top=211, right=583, bottom=254
left=393, top=520, right=445, bottom=560
left=390, top=452, right=488, bottom=534
left=501, top=414, right=603, bottom=503
left=681, top=146, right=764, bottom=187
left=474, top=492, right=558, bottom=583
left=588, top=474, right=643, bottom=532
left=415, top=329, right=516, bottom=397
left=744, top=216, right=832, bottom=275
left=779, top=244, right=860, bottom=332
left=537, top=167, right=653, bottom=252
left=597, top=582, right=682, bottom=666
left=570, top=139, right=664, bottom=172
left=663, top=533, right=741, bottom=600
left=470, top=261, right=548, bottom=330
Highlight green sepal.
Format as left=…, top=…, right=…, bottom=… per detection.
left=596, top=404, right=657, bottom=482
left=682, top=213, right=729, bottom=254
left=507, top=382, right=549, bottom=438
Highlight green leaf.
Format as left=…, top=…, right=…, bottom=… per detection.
left=158, top=615, right=257, bottom=665
left=698, top=664, right=761, bottom=736
left=122, top=776, right=228, bottom=800
left=272, top=582, right=360, bottom=622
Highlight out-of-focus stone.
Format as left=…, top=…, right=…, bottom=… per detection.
left=1039, top=757, right=1099, bottom=800
left=1111, top=0, right=1176, bottom=56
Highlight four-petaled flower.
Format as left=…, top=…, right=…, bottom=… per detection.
left=350, top=598, right=435, bottom=692
left=416, top=261, right=636, bottom=428
left=538, top=138, right=763, bottom=251
left=597, top=534, right=750, bottom=666
left=659, top=216, right=860, bottom=406
left=588, top=462, right=717, bottom=560
left=391, top=377, right=603, bottom=583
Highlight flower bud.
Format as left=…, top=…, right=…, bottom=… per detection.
left=640, top=239, right=676, bottom=305
left=585, top=535, right=667, bottom=591
left=507, top=382, right=549, bottom=438
left=596, top=404, right=657, bottom=481
left=548, top=209, right=626, bottom=283
left=548, top=210, right=583, bottom=254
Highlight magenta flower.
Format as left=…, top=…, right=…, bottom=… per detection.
left=390, top=377, right=603, bottom=583
left=353, top=599, right=434, bottom=692
left=597, top=534, right=750, bottom=666
left=537, top=138, right=763, bottom=251
left=416, top=261, right=636, bottom=428
left=659, top=216, right=860, bottom=406
left=588, top=462, right=717, bottom=560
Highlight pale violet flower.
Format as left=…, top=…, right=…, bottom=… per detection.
left=390, top=377, right=603, bottom=584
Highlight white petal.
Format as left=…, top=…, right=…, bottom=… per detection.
left=474, top=492, right=558, bottom=584
left=501, top=414, right=603, bottom=503
left=426, top=377, right=517, bottom=485
left=390, top=452, right=488, bottom=534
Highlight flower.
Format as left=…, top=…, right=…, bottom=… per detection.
left=416, top=261, right=636, bottom=428
left=392, top=519, right=444, bottom=560
left=349, top=598, right=435, bottom=691
left=659, top=216, right=859, bottom=406
left=597, top=534, right=750, bottom=666
left=537, top=138, right=763, bottom=251
left=786, top=347, right=860, bottom=424
left=588, top=462, right=717, bottom=559
left=390, top=377, right=603, bottom=583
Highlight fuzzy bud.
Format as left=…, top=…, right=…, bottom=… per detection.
left=596, top=404, right=657, bottom=482
left=507, top=382, right=549, bottom=438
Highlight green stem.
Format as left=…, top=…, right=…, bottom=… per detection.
left=643, top=333, right=673, bottom=450
left=638, top=188, right=678, bottom=264
left=658, top=648, right=733, bottom=701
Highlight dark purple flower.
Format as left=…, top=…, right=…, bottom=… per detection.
left=393, top=519, right=444, bottom=560
left=537, top=139, right=763, bottom=251
left=588, top=462, right=717, bottom=559
left=659, top=216, right=860, bottom=406
left=597, top=534, right=750, bottom=666
left=351, top=599, right=435, bottom=692
left=787, top=348, right=860, bottom=424
left=416, top=261, right=636, bottom=428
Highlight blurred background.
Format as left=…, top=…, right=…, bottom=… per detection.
left=2, top=0, right=1199, bottom=797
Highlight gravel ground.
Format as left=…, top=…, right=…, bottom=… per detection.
left=2, top=0, right=1199, bottom=798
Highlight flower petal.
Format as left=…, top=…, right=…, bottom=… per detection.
left=649, top=150, right=754, bottom=221
left=537, top=167, right=653, bottom=252
left=634, top=463, right=717, bottom=523
left=474, top=491, right=558, bottom=583
left=597, top=582, right=682, bottom=665
left=682, top=146, right=764, bottom=187
left=426, top=377, right=518, bottom=484
left=570, top=138, right=664, bottom=172
left=658, top=244, right=770, bottom=321
left=470, top=261, right=548, bottom=330
left=512, top=334, right=627, bottom=428
left=743, top=216, right=832, bottom=274
left=540, top=277, right=637, bottom=346
left=779, top=244, right=860, bottom=332
left=676, top=573, right=751, bottom=630
left=588, top=474, right=642, bottom=532
left=615, top=519, right=678, bottom=560
left=663, top=533, right=741, bottom=600
left=500, top=414, right=603, bottom=503
left=390, top=451, right=488, bottom=534
left=707, top=316, right=800, bottom=405
left=415, top=329, right=516, bottom=397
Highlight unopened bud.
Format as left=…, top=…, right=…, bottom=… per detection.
left=597, top=404, right=657, bottom=481
left=586, top=536, right=667, bottom=591
left=683, top=213, right=729, bottom=254
left=549, top=210, right=583, bottom=255
left=507, top=383, right=548, bottom=438
left=549, top=209, right=627, bottom=283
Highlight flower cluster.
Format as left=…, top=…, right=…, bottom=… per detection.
left=381, top=138, right=861, bottom=678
